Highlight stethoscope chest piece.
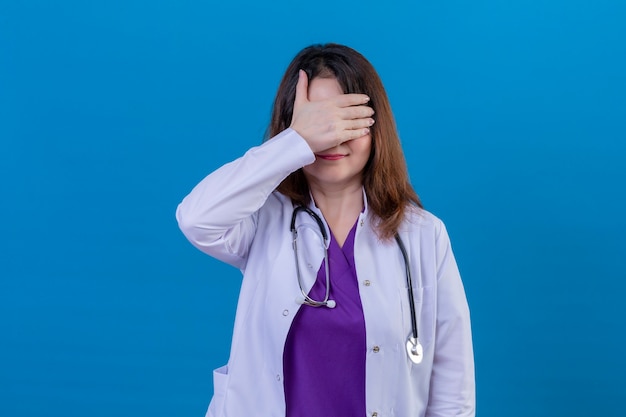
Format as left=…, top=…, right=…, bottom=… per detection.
left=406, top=336, right=423, bottom=364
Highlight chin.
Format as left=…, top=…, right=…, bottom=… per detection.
left=305, top=172, right=362, bottom=189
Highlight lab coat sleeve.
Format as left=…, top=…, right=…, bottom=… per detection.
left=176, top=128, right=315, bottom=270
left=426, top=221, right=476, bottom=417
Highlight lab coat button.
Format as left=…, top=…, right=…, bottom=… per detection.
left=282, top=309, right=289, bottom=316
left=363, top=280, right=371, bottom=286
left=276, top=374, right=281, bottom=381
left=307, top=263, right=313, bottom=269
left=373, top=346, right=380, bottom=353
left=372, top=412, right=378, bottom=417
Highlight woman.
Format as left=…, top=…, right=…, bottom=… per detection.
left=177, top=43, right=475, bottom=417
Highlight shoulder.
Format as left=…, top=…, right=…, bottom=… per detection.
left=266, top=190, right=292, bottom=209
left=256, top=190, right=293, bottom=222
left=401, top=205, right=446, bottom=238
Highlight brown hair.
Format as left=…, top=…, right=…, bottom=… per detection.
left=267, top=43, right=422, bottom=240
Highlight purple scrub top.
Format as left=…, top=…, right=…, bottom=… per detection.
left=283, top=220, right=366, bottom=417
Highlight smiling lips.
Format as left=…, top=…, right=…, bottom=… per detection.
left=316, top=153, right=346, bottom=161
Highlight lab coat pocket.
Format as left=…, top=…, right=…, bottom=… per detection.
left=205, top=365, right=228, bottom=417
left=403, top=287, right=428, bottom=350
left=400, top=286, right=434, bottom=350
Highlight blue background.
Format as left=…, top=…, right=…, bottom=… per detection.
left=1, top=0, right=625, bottom=416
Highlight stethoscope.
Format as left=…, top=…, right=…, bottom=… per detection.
left=290, top=206, right=423, bottom=364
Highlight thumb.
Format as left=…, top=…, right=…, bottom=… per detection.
left=293, top=69, right=309, bottom=107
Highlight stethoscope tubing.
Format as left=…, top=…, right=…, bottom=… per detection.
left=394, top=234, right=419, bottom=341
left=291, top=206, right=332, bottom=307
left=290, top=206, right=419, bottom=340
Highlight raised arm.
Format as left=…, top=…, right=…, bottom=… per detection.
left=176, top=70, right=375, bottom=269
left=176, top=129, right=313, bottom=269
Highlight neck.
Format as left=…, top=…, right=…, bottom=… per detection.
left=308, top=181, right=364, bottom=247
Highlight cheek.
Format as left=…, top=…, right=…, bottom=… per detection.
left=352, top=136, right=372, bottom=162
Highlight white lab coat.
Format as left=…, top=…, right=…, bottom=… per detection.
left=176, top=128, right=475, bottom=417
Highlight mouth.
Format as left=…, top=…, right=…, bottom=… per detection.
left=316, top=153, right=346, bottom=161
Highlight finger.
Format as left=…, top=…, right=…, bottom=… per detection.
left=342, top=117, right=375, bottom=132
left=338, top=127, right=371, bottom=143
left=340, top=105, right=375, bottom=120
left=293, top=69, right=309, bottom=107
left=334, top=93, right=370, bottom=108
left=337, top=118, right=374, bottom=143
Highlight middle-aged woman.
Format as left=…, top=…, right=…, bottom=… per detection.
left=177, top=43, right=475, bottom=417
